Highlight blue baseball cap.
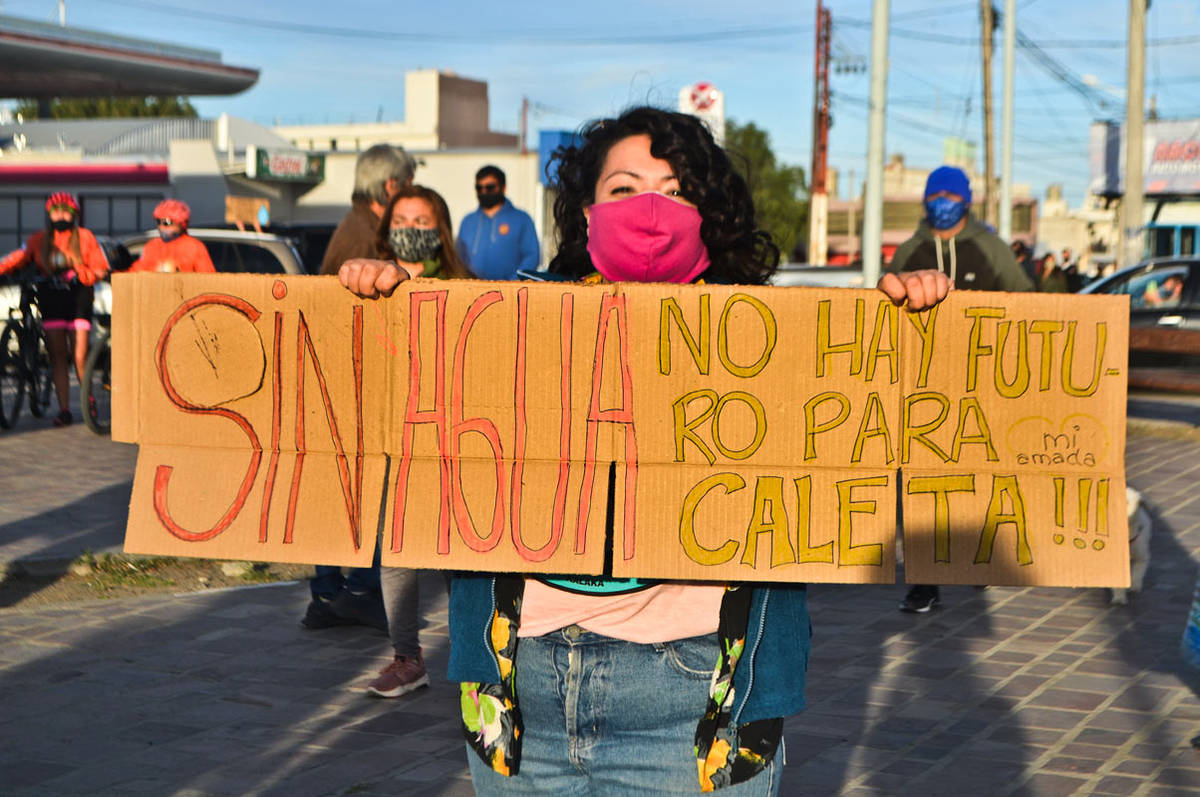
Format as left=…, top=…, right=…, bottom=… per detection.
left=924, top=165, right=972, bottom=203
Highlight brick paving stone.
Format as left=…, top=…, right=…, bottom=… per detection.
left=1147, top=786, right=1200, bottom=797
left=1041, top=756, right=1105, bottom=775
left=988, top=726, right=1066, bottom=745
left=1029, top=689, right=1110, bottom=712
left=1010, top=772, right=1089, bottom=796
left=1087, top=709, right=1157, bottom=732
left=1091, top=774, right=1147, bottom=796
left=1114, top=758, right=1164, bottom=775
left=1057, top=742, right=1123, bottom=760
left=1156, top=767, right=1200, bottom=788
left=1074, top=728, right=1132, bottom=747
left=1014, top=707, right=1090, bottom=730
left=996, top=676, right=1052, bottom=698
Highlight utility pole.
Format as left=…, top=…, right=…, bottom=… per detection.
left=1121, top=0, right=1147, bottom=268
left=999, top=0, right=1016, bottom=241
left=848, top=168, right=858, bottom=262
left=809, top=0, right=832, bottom=266
left=862, top=0, right=890, bottom=288
left=520, top=96, right=529, bottom=156
left=980, top=0, right=996, bottom=226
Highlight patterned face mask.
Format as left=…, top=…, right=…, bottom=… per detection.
left=388, top=226, right=441, bottom=263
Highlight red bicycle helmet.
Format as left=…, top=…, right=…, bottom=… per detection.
left=45, top=191, right=78, bottom=213
left=153, top=198, right=191, bottom=228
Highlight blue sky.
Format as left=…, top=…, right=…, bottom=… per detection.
left=7, top=0, right=1200, bottom=208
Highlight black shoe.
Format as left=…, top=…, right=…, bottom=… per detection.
left=300, top=597, right=355, bottom=630
left=328, top=589, right=389, bottom=632
left=900, top=585, right=940, bottom=613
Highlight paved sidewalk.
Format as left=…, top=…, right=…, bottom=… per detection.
left=1, top=425, right=1200, bottom=794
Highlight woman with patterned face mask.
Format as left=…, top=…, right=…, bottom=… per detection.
left=0, top=192, right=109, bottom=426
left=339, top=185, right=473, bottom=285
left=338, top=184, right=472, bottom=701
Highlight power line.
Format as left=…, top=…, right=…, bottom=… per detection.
left=96, top=0, right=811, bottom=45
left=839, top=16, right=1200, bottom=50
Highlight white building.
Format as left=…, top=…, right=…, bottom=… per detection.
left=0, top=70, right=551, bottom=263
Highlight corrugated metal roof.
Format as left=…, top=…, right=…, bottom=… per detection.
left=0, top=117, right=293, bottom=157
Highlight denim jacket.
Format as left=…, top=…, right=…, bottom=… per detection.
left=449, top=574, right=811, bottom=791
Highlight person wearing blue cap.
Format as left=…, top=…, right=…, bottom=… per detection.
left=887, top=165, right=1034, bottom=614
left=887, top=165, right=1032, bottom=293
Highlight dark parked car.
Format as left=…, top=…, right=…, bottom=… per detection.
left=1080, top=257, right=1200, bottom=392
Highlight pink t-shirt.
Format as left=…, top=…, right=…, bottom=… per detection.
left=518, top=579, right=725, bottom=643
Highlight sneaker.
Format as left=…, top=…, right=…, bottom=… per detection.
left=300, top=597, right=354, bottom=630
left=367, top=652, right=429, bottom=698
left=900, top=585, right=940, bottom=613
left=328, top=589, right=389, bottom=632
left=53, top=409, right=72, bottom=427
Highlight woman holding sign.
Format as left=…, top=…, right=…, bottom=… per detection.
left=343, top=184, right=472, bottom=698
left=339, top=109, right=948, bottom=794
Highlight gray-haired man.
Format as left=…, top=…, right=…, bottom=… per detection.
left=304, top=144, right=415, bottom=632
left=320, top=144, right=416, bottom=275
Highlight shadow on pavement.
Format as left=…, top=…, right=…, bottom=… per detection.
left=0, top=481, right=133, bottom=606
left=0, top=570, right=471, bottom=796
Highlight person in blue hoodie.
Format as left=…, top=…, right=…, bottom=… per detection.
left=339, top=107, right=950, bottom=795
left=455, top=165, right=540, bottom=279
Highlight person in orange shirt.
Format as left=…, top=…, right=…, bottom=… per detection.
left=130, top=199, right=215, bottom=274
left=0, top=191, right=109, bottom=426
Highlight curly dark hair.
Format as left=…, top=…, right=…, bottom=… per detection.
left=547, top=106, right=779, bottom=284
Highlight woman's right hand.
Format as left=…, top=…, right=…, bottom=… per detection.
left=338, top=259, right=408, bottom=299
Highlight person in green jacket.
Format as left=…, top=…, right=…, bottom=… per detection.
left=886, top=165, right=1034, bottom=614
left=888, top=165, right=1034, bottom=293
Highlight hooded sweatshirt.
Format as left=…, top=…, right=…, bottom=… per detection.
left=887, top=215, right=1034, bottom=292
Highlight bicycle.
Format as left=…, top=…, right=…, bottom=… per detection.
left=82, top=302, right=111, bottom=436
left=0, top=278, right=54, bottom=429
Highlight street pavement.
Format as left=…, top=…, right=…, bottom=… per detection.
left=1, top=403, right=1200, bottom=796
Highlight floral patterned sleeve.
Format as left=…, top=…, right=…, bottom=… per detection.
left=694, top=586, right=784, bottom=792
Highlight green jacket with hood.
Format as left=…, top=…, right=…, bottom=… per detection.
left=887, top=215, right=1035, bottom=292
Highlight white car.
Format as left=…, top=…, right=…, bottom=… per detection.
left=769, top=263, right=866, bottom=289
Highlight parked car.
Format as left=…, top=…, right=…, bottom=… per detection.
left=1080, top=256, right=1200, bottom=392
left=770, top=264, right=866, bottom=289
left=122, top=228, right=306, bottom=276
left=85, top=229, right=307, bottom=325
left=265, top=222, right=337, bottom=274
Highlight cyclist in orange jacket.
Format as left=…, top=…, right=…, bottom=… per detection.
left=0, top=191, right=110, bottom=426
left=130, top=199, right=215, bottom=273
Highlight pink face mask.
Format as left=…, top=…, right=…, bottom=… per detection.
left=586, top=192, right=710, bottom=283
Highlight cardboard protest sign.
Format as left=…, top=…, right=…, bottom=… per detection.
left=897, top=292, right=1129, bottom=586
left=113, top=274, right=1130, bottom=587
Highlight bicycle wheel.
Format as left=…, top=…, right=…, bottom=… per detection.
left=0, top=323, right=26, bottom=429
left=25, top=325, right=53, bottom=417
left=82, top=330, right=111, bottom=435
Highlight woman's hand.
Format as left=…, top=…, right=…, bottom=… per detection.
left=338, top=259, right=408, bottom=299
left=876, top=270, right=951, bottom=311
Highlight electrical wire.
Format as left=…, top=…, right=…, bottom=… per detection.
left=94, top=0, right=811, bottom=46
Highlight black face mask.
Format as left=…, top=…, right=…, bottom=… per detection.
left=50, top=220, right=73, bottom=232
left=477, top=191, right=504, bottom=209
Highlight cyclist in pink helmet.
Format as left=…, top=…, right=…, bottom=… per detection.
left=130, top=198, right=215, bottom=273
left=0, top=191, right=109, bottom=426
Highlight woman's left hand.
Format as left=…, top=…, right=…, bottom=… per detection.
left=338, top=259, right=408, bottom=299
left=876, top=270, right=951, bottom=311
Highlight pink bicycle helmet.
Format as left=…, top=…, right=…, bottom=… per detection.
left=153, top=198, right=191, bottom=228
left=45, top=191, right=79, bottom=213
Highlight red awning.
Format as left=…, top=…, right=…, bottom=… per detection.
left=0, top=163, right=169, bottom=184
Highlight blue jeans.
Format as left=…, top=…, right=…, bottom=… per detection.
left=467, top=627, right=782, bottom=796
